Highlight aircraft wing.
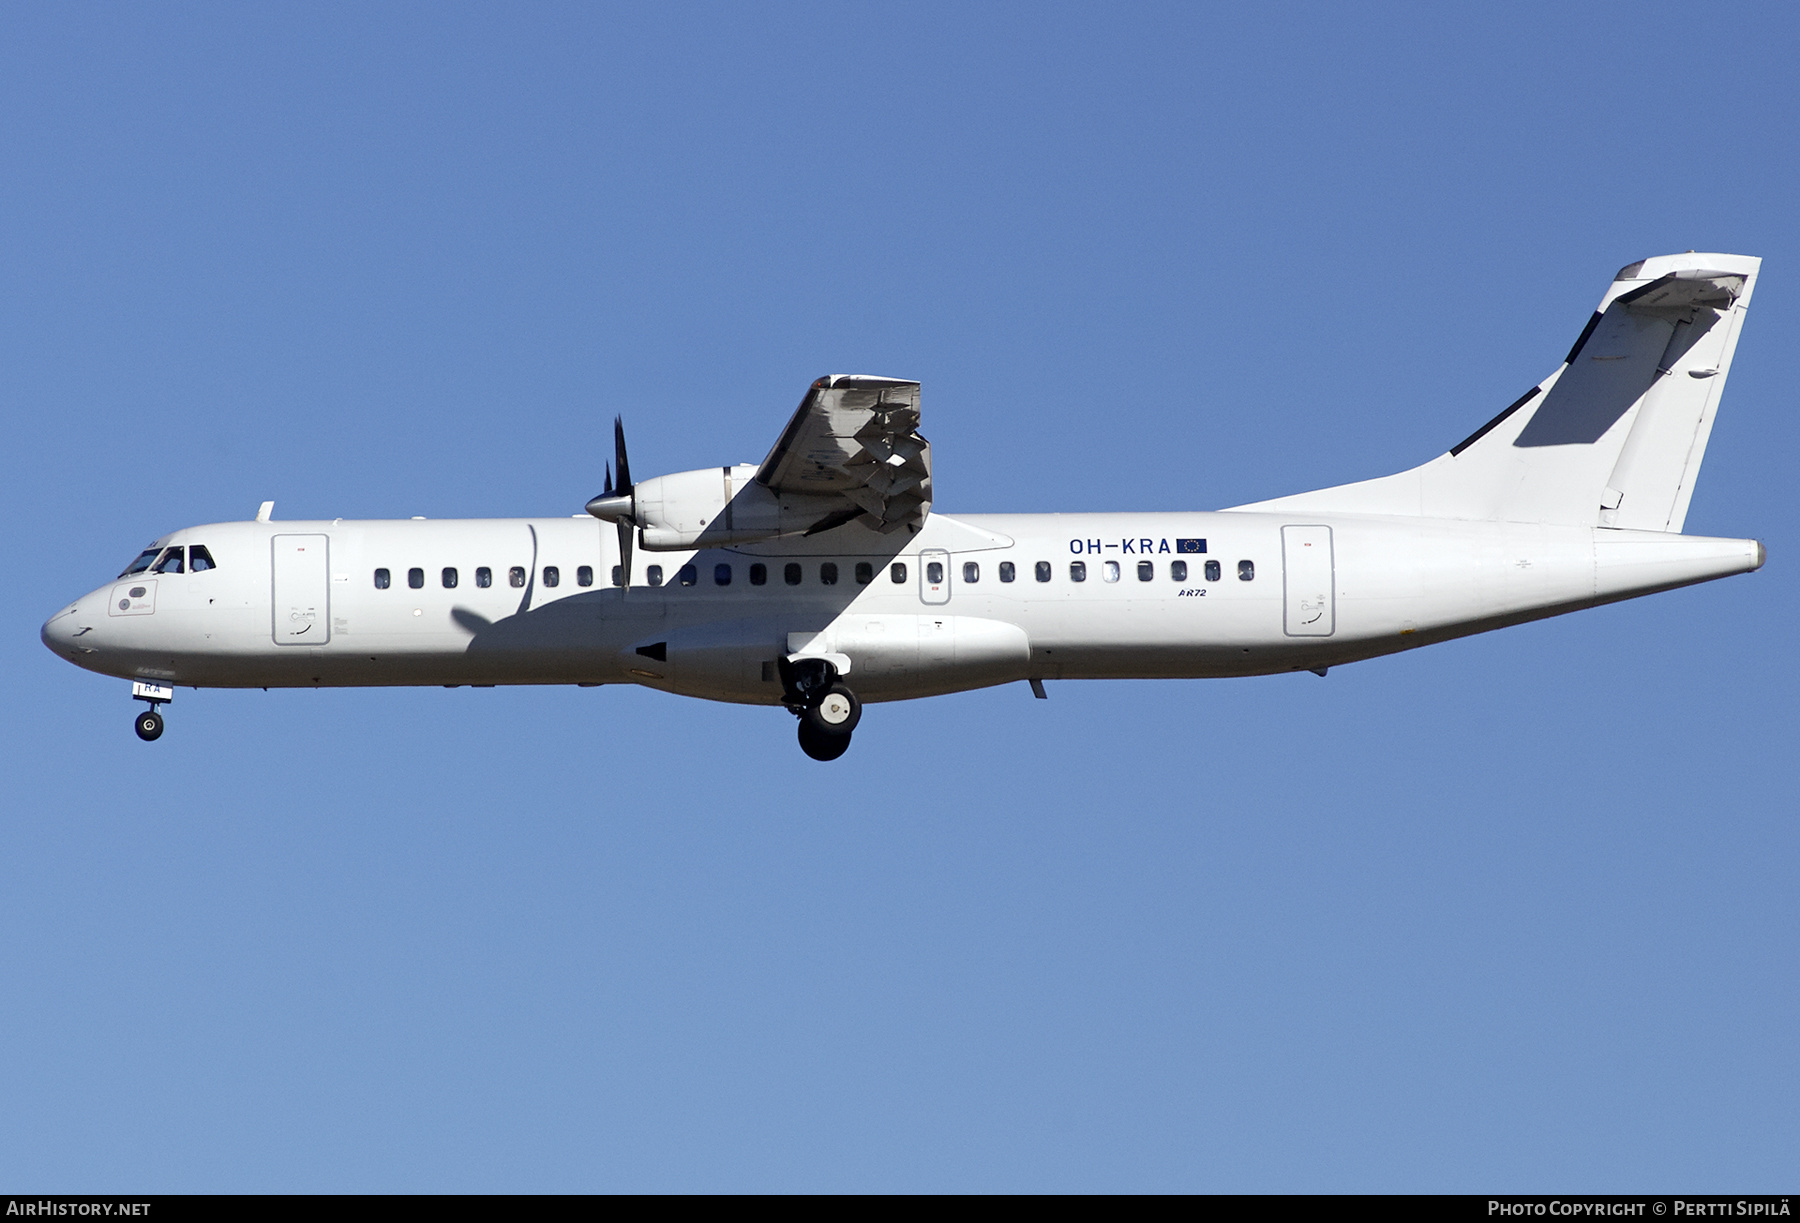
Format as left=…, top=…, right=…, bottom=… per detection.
left=756, top=374, right=932, bottom=534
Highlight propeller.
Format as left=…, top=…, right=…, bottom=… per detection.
left=585, top=416, right=636, bottom=594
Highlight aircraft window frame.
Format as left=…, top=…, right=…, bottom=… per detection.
left=188, top=545, right=216, bottom=572
left=1137, top=560, right=1154, bottom=582
left=374, top=568, right=391, bottom=589
left=1035, top=561, right=1052, bottom=583
left=784, top=563, right=803, bottom=586
left=715, top=563, right=732, bottom=586
left=121, top=547, right=162, bottom=577
left=1204, top=560, right=1222, bottom=582
left=962, top=561, right=979, bottom=583
left=1103, top=560, right=1121, bottom=583
left=647, top=564, right=663, bottom=587
left=999, top=561, right=1015, bottom=583
left=475, top=566, right=492, bottom=588
left=750, top=563, right=768, bottom=586
left=677, top=564, right=698, bottom=587
left=1238, top=560, right=1255, bottom=581
left=543, top=565, right=560, bottom=588
left=820, top=562, right=838, bottom=586
left=151, top=548, right=185, bottom=575
left=854, top=562, right=873, bottom=585
left=1171, top=560, right=1188, bottom=582
left=509, top=566, right=527, bottom=588
left=925, top=560, right=944, bottom=585
left=1070, top=560, right=1087, bottom=582
left=442, top=567, right=458, bottom=589
left=577, top=565, right=594, bottom=587
left=408, top=568, right=425, bottom=590
left=890, top=563, right=907, bottom=583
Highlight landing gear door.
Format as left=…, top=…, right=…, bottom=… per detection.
left=272, top=534, right=331, bottom=645
left=1281, top=525, right=1334, bottom=637
left=919, top=548, right=951, bottom=605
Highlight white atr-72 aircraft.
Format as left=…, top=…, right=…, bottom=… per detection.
left=43, top=253, right=1766, bottom=759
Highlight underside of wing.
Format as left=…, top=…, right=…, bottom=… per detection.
left=756, top=375, right=931, bottom=534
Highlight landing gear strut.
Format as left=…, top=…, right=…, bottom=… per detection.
left=131, top=680, right=171, bottom=742
left=780, top=658, right=861, bottom=762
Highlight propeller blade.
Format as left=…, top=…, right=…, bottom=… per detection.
left=616, top=519, right=634, bottom=595
left=613, top=416, right=632, bottom=493
left=602, top=461, right=613, bottom=498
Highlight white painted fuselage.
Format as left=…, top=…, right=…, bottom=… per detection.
left=41, top=509, right=1763, bottom=704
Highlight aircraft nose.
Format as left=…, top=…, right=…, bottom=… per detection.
left=42, top=601, right=91, bottom=659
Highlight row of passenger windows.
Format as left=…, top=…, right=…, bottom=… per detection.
left=120, top=545, right=217, bottom=577
left=372, top=557, right=1255, bottom=590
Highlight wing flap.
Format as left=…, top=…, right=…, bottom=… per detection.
left=757, top=375, right=932, bottom=534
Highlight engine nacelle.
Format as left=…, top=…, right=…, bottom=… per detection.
left=633, top=465, right=840, bottom=550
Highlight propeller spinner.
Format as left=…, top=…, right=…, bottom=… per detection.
left=585, top=416, right=636, bottom=592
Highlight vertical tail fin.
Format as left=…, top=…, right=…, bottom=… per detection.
left=1231, top=253, right=1760, bottom=530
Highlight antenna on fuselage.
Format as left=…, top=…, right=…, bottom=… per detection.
left=255, top=501, right=274, bottom=523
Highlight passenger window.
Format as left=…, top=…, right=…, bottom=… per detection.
left=890, top=563, right=907, bottom=583
left=1035, top=561, right=1052, bottom=583
left=543, top=566, right=560, bottom=588
left=678, top=564, right=697, bottom=587
left=820, top=563, right=838, bottom=585
left=509, top=566, right=527, bottom=588
left=1238, top=560, right=1255, bottom=581
left=577, top=565, right=593, bottom=587
left=785, top=563, right=802, bottom=586
left=1205, top=560, right=1221, bottom=582
left=962, top=561, right=979, bottom=583
left=647, top=564, right=663, bottom=586
left=925, top=561, right=944, bottom=584
left=475, top=566, right=492, bottom=588
left=409, top=568, right=425, bottom=589
left=855, top=562, right=873, bottom=585
left=1138, top=560, right=1154, bottom=582
left=999, top=561, right=1015, bottom=583
left=374, top=568, right=391, bottom=589
left=750, top=563, right=768, bottom=586
left=1103, top=560, right=1120, bottom=582
left=189, top=546, right=216, bottom=572
left=152, top=548, right=185, bottom=574
left=611, top=565, right=623, bottom=587
left=1171, top=560, right=1188, bottom=582
left=121, top=547, right=162, bottom=577
left=442, top=567, right=458, bottom=589
left=715, top=563, right=732, bottom=586
left=1070, top=561, right=1087, bottom=582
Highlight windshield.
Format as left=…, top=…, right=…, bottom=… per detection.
left=120, top=547, right=163, bottom=577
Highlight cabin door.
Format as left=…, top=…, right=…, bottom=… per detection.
left=1281, top=525, right=1334, bottom=637
left=272, top=534, right=331, bottom=645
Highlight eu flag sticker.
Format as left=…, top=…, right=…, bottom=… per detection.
left=1176, top=538, right=1207, bottom=554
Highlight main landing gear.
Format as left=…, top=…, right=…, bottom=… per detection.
left=780, top=658, right=862, bottom=762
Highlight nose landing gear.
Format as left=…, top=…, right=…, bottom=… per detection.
left=130, top=680, right=173, bottom=742
left=779, top=657, right=861, bottom=762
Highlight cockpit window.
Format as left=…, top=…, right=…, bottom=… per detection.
left=151, top=548, right=185, bottom=574
left=120, top=547, right=162, bottom=577
left=189, top=546, right=216, bottom=572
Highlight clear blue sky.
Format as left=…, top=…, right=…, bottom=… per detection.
left=4, top=2, right=1796, bottom=1192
